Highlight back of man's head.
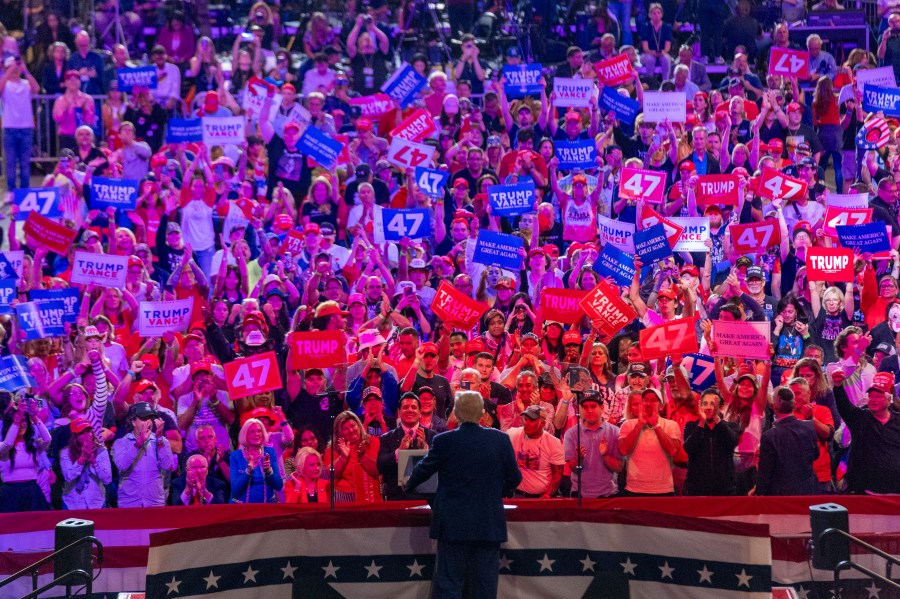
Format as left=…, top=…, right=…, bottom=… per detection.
left=454, top=391, right=485, bottom=424
left=773, top=386, right=795, bottom=415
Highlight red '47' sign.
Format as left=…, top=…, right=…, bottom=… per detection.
left=387, top=137, right=436, bottom=170
left=822, top=206, right=872, bottom=236
left=768, top=47, right=809, bottom=79
left=757, top=167, right=808, bottom=202
left=640, top=205, right=684, bottom=248
left=639, top=318, right=699, bottom=360
left=390, top=108, right=437, bottom=143
left=223, top=351, right=282, bottom=400
left=730, top=220, right=782, bottom=254
left=619, top=167, right=666, bottom=204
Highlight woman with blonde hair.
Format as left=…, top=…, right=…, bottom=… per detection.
left=230, top=418, right=283, bottom=503
left=303, top=11, right=339, bottom=57
left=322, top=411, right=381, bottom=503
left=284, top=447, right=328, bottom=503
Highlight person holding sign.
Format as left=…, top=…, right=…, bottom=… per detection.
left=629, top=257, right=695, bottom=327
left=549, top=161, right=600, bottom=243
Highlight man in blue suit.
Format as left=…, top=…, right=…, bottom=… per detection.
left=406, top=391, right=522, bottom=599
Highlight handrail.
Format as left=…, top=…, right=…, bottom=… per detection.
left=822, top=527, right=900, bottom=592
left=0, top=535, right=102, bottom=594
left=17, top=569, right=93, bottom=599
left=833, top=560, right=900, bottom=591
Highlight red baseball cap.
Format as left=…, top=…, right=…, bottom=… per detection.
left=572, top=174, right=588, bottom=185
left=453, top=178, right=469, bottom=189
left=356, top=118, right=373, bottom=131
left=542, top=244, right=560, bottom=257
left=135, top=379, right=158, bottom=393
left=768, top=139, right=784, bottom=151
left=869, top=372, right=894, bottom=394
left=140, top=354, right=160, bottom=370
left=465, top=339, right=486, bottom=354
left=786, top=102, right=802, bottom=113
left=420, top=342, right=439, bottom=356
left=191, top=360, right=213, bottom=377
left=70, top=417, right=92, bottom=434
left=657, top=288, right=679, bottom=301
left=564, top=110, right=581, bottom=121
left=680, top=264, right=700, bottom=278
left=562, top=330, right=582, bottom=345
left=303, top=222, right=320, bottom=235
left=680, top=161, right=697, bottom=172
left=274, top=214, right=293, bottom=231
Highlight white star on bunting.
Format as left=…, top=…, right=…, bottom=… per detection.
left=281, top=562, right=297, bottom=580
left=165, top=576, right=181, bottom=595
left=620, top=558, right=637, bottom=576
left=736, top=568, right=752, bottom=588
left=499, top=554, right=513, bottom=570
left=580, top=554, right=596, bottom=572
left=659, top=561, right=674, bottom=580
left=365, top=559, right=383, bottom=579
left=537, top=553, right=556, bottom=572
left=203, top=571, right=220, bottom=590
left=796, top=587, right=810, bottom=599
left=407, top=560, right=425, bottom=577
left=697, top=565, right=714, bottom=584
left=866, top=581, right=881, bottom=598
left=322, top=560, right=340, bottom=579
left=242, top=565, right=258, bottom=584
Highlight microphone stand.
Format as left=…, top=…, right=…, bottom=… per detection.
left=570, top=390, right=584, bottom=510
left=324, top=389, right=341, bottom=510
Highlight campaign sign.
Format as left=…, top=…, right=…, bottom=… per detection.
left=640, top=205, right=685, bottom=248
left=836, top=221, right=891, bottom=253
left=695, top=174, right=739, bottom=207
left=712, top=320, right=771, bottom=360
left=90, top=177, right=138, bottom=211
left=670, top=217, right=710, bottom=252
left=555, top=140, right=597, bottom=170
left=593, top=244, right=637, bottom=286
left=553, top=78, right=593, bottom=108
left=680, top=353, right=716, bottom=393
left=757, top=167, right=808, bottom=202
left=633, top=224, right=673, bottom=263
left=730, top=220, right=781, bottom=254
left=22, top=212, right=77, bottom=255
left=13, top=188, right=61, bottom=221
left=138, top=298, right=194, bottom=337
left=415, top=167, right=450, bottom=199
left=0, top=280, right=15, bottom=315
left=297, top=125, right=344, bottom=170
left=806, top=247, right=855, bottom=282
left=431, top=281, right=488, bottom=328
left=472, top=230, right=524, bottom=270
left=643, top=91, right=687, bottom=123
left=381, top=62, right=427, bottom=108
left=594, top=54, right=632, bottom=86
left=16, top=300, right=66, bottom=340
left=166, top=118, right=203, bottom=143
left=599, top=86, right=639, bottom=125
left=488, top=182, right=535, bottom=217
left=619, top=167, right=665, bottom=203
left=640, top=318, right=699, bottom=360
left=374, top=207, right=432, bottom=242
left=224, top=351, right=282, bottom=400
left=201, top=116, right=245, bottom=146
left=350, top=93, right=395, bottom=118
left=826, top=192, right=869, bottom=209
left=280, top=230, right=304, bottom=255
left=864, top=84, right=900, bottom=116
left=0, top=251, right=24, bottom=283
left=822, top=206, right=872, bottom=236
left=387, top=137, right=436, bottom=170
left=768, top=47, right=809, bottom=79
left=540, top=288, right=587, bottom=325
left=0, top=355, right=37, bottom=392
left=856, top=65, right=897, bottom=92
left=597, top=215, right=635, bottom=254
left=288, top=330, right=346, bottom=370
left=502, top=64, right=543, bottom=99
left=30, top=288, right=80, bottom=321
left=116, top=66, right=158, bottom=92
left=70, top=251, right=129, bottom=288
left=390, top=109, right=437, bottom=143
left=579, top=280, right=637, bottom=338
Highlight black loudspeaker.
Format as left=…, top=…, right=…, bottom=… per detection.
left=810, top=503, right=850, bottom=570
left=54, top=519, right=94, bottom=581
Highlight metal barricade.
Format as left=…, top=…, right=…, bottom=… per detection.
left=25, top=94, right=107, bottom=167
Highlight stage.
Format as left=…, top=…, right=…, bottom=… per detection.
left=1, top=497, right=898, bottom=598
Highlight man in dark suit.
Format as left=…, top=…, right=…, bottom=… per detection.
left=677, top=127, right=721, bottom=175
left=377, top=392, right=436, bottom=500
left=406, top=391, right=522, bottom=599
left=756, top=387, right=820, bottom=496
left=170, top=454, right=227, bottom=505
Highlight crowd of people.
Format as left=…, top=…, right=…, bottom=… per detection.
left=0, top=0, right=900, bottom=512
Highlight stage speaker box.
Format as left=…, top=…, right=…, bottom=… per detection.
left=54, top=518, right=94, bottom=581
left=810, top=503, right=850, bottom=570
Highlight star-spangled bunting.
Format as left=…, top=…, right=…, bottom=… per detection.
left=145, top=550, right=772, bottom=597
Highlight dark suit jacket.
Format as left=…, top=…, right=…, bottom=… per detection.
left=678, top=154, right=721, bottom=175
left=756, top=415, right=819, bottom=496
left=377, top=425, right=437, bottom=500
left=170, top=475, right=227, bottom=505
left=406, top=422, right=522, bottom=543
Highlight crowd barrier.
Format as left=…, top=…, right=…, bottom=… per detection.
left=0, top=496, right=897, bottom=597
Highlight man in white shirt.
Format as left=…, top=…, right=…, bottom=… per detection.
left=507, top=405, right=565, bottom=498
left=149, top=45, right=181, bottom=111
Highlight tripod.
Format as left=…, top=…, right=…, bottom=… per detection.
left=395, top=0, right=454, bottom=69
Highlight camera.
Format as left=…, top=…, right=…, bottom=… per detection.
left=364, top=15, right=373, bottom=25
left=240, top=32, right=254, bottom=42
left=515, top=305, right=524, bottom=312
left=461, top=381, right=472, bottom=390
